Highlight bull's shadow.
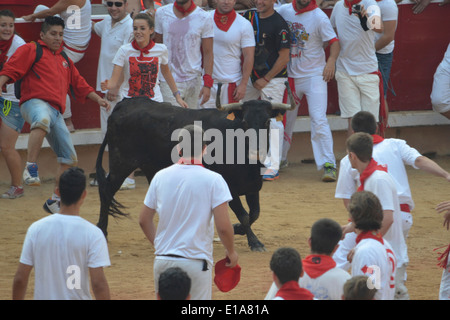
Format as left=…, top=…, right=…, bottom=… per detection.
left=95, top=82, right=296, bottom=252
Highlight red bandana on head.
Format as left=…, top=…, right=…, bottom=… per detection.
left=356, top=231, right=384, bottom=245
left=357, top=158, right=387, bottom=191
left=302, top=255, right=336, bottom=279
left=214, top=9, right=237, bottom=32
left=344, top=0, right=362, bottom=14
left=292, top=0, right=318, bottom=15
left=173, top=0, right=196, bottom=16
left=131, top=39, right=155, bottom=60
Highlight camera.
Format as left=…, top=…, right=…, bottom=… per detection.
left=352, top=4, right=361, bottom=14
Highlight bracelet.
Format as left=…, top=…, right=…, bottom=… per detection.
left=173, top=90, right=180, bottom=97
left=263, top=76, right=270, bottom=83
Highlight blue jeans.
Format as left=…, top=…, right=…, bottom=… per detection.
left=376, top=51, right=395, bottom=97
left=20, top=99, right=78, bottom=165
left=0, top=97, right=25, bottom=133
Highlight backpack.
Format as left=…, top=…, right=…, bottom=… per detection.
left=14, top=41, right=73, bottom=100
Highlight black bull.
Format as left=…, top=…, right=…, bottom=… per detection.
left=96, top=82, right=295, bottom=252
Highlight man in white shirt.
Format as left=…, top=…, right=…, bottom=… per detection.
left=335, top=132, right=408, bottom=299
left=277, top=0, right=340, bottom=182
left=330, top=0, right=384, bottom=136
left=348, top=190, right=397, bottom=300
left=93, top=0, right=133, bottom=139
left=139, top=124, right=238, bottom=300
left=12, top=167, right=111, bottom=300
left=265, top=218, right=351, bottom=300
left=431, top=44, right=450, bottom=120
left=154, top=0, right=214, bottom=109
left=201, top=0, right=255, bottom=108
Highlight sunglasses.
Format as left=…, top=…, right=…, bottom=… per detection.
left=106, top=1, right=124, bottom=7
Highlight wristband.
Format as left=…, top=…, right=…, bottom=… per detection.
left=173, top=90, right=180, bottom=97
left=263, top=76, right=270, bottom=83
left=203, top=74, right=213, bottom=88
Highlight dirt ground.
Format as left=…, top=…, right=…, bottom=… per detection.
left=0, top=155, right=449, bottom=300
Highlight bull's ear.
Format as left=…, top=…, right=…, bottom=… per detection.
left=271, top=109, right=286, bottom=119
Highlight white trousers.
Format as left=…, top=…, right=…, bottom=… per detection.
left=282, top=76, right=336, bottom=170
left=154, top=257, right=212, bottom=300
left=160, top=76, right=202, bottom=109
left=243, top=77, right=286, bottom=171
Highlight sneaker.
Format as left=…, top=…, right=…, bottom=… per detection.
left=43, top=198, right=60, bottom=214
left=263, top=169, right=279, bottom=181
left=90, top=178, right=98, bottom=186
left=322, top=163, right=337, bottom=182
left=280, top=159, right=289, bottom=170
left=1, top=186, right=24, bottom=199
left=23, top=163, right=41, bottom=186
left=120, top=179, right=136, bottom=190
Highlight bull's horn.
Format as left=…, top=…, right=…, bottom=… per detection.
left=271, top=81, right=296, bottom=111
left=216, top=82, right=242, bottom=111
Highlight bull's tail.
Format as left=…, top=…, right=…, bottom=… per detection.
left=96, top=136, right=128, bottom=220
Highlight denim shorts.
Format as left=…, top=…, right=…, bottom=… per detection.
left=0, top=96, right=25, bottom=133
left=376, top=52, right=394, bottom=97
left=20, top=98, right=78, bottom=165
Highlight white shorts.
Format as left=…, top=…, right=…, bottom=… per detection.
left=160, top=76, right=202, bottom=109
left=440, top=253, right=450, bottom=300
left=335, top=70, right=380, bottom=121
left=154, top=256, right=212, bottom=300
left=431, top=62, right=450, bottom=114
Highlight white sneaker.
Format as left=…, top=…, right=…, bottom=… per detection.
left=120, top=179, right=135, bottom=190
left=23, top=163, right=41, bottom=186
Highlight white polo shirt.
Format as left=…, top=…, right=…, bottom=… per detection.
left=94, top=14, right=133, bottom=92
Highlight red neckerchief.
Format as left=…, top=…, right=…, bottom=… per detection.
left=357, top=158, right=387, bottom=191
left=173, top=0, right=196, bottom=16
left=292, top=0, right=318, bottom=15
left=214, top=9, right=237, bottom=32
left=356, top=230, right=384, bottom=245
left=275, top=281, right=315, bottom=300
left=344, top=0, right=362, bottom=14
left=372, top=134, right=384, bottom=145
left=177, top=157, right=204, bottom=167
left=302, top=255, right=336, bottom=279
left=131, top=39, right=155, bottom=60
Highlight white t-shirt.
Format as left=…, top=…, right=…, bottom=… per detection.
left=94, top=14, right=133, bottom=92
left=375, top=0, right=398, bottom=54
left=19, top=214, right=111, bottom=300
left=60, top=0, right=92, bottom=48
left=264, top=265, right=350, bottom=300
left=362, top=170, right=409, bottom=268
left=2, top=34, right=26, bottom=102
left=351, top=237, right=396, bottom=300
left=277, top=5, right=337, bottom=78
left=112, top=42, right=169, bottom=101
left=155, top=5, right=214, bottom=82
left=144, top=164, right=232, bottom=265
left=330, top=0, right=380, bottom=75
left=209, top=10, right=255, bottom=83
left=335, top=138, right=422, bottom=210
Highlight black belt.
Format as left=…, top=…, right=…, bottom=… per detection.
left=157, top=254, right=209, bottom=271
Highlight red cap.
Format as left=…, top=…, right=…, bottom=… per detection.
left=214, top=258, right=241, bottom=292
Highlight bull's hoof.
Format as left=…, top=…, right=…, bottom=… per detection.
left=233, top=223, right=247, bottom=235
left=249, top=241, right=266, bottom=252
